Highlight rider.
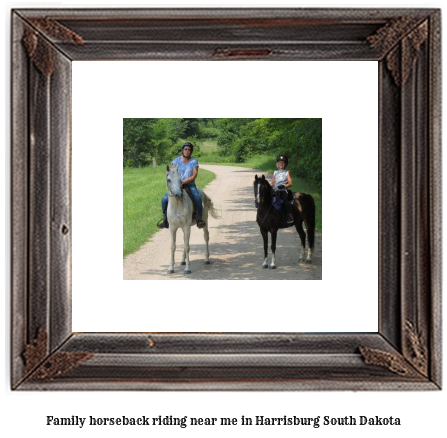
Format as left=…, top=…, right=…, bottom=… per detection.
left=271, top=154, right=294, bottom=224
left=157, top=142, right=206, bottom=229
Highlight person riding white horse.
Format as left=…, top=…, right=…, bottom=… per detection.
left=157, top=142, right=206, bottom=229
left=163, top=162, right=219, bottom=274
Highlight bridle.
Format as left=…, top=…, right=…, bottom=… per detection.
left=255, top=181, right=273, bottom=224
left=167, top=173, right=183, bottom=198
left=255, top=182, right=265, bottom=205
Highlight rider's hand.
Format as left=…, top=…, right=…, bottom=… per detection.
left=278, top=185, right=285, bottom=189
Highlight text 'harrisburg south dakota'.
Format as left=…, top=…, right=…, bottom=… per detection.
left=46, top=415, right=401, bottom=428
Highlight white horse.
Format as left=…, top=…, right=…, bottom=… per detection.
left=165, top=165, right=219, bottom=274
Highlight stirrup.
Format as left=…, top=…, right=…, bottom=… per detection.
left=286, top=214, right=294, bottom=224
left=197, top=219, right=206, bottom=229
left=157, top=217, right=169, bottom=229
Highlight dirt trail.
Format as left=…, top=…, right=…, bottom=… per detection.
left=123, top=165, right=322, bottom=280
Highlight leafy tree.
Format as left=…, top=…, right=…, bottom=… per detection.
left=123, top=117, right=321, bottom=192
left=182, top=118, right=201, bottom=137
left=123, top=118, right=156, bottom=167
left=123, top=118, right=187, bottom=167
left=214, top=118, right=322, bottom=190
left=260, top=118, right=322, bottom=191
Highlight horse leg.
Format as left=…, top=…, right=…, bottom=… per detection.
left=295, top=218, right=307, bottom=262
left=181, top=239, right=186, bottom=265
left=203, top=225, right=210, bottom=264
left=306, top=245, right=313, bottom=264
left=183, top=226, right=192, bottom=274
left=168, top=228, right=177, bottom=274
left=202, top=206, right=210, bottom=264
left=269, top=230, right=277, bottom=269
left=261, top=228, right=269, bottom=269
left=303, top=218, right=315, bottom=264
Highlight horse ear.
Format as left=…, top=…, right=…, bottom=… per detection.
left=255, top=174, right=258, bottom=180
left=166, top=165, right=170, bottom=172
left=261, top=175, right=265, bottom=180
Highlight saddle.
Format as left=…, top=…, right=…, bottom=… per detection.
left=287, top=189, right=294, bottom=202
left=273, top=189, right=295, bottom=225
left=271, top=191, right=283, bottom=211
left=271, top=189, right=294, bottom=211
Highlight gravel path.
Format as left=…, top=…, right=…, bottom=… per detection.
left=123, top=164, right=322, bottom=280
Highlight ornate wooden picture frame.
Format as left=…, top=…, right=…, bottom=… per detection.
left=11, top=8, right=441, bottom=390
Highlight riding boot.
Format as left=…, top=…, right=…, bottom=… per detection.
left=157, top=213, right=169, bottom=229
left=163, top=212, right=169, bottom=228
left=192, top=198, right=206, bottom=229
left=157, top=204, right=169, bottom=229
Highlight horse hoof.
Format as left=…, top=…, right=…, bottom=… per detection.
left=167, top=269, right=174, bottom=274
left=298, top=258, right=304, bottom=263
left=184, top=270, right=192, bottom=275
left=204, top=260, right=210, bottom=265
left=269, top=265, right=277, bottom=270
left=262, top=265, right=268, bottom=269
left=181, top=261, right=186, bottom=265
left=305, top=259, right=312, bottom=264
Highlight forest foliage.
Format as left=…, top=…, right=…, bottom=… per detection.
left=123, top=118, right=322, bottom=191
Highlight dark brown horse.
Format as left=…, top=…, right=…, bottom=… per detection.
left=254, top=174, right=315, bottom=268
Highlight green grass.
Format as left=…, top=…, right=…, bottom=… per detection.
left=123, top=166, right=216, bottom=258
left=199, top=138, right=218, bottom=153
left=201, top=154, right=322, bottom=233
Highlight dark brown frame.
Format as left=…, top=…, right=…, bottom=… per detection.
left=11, top=8, right=441, bottom=390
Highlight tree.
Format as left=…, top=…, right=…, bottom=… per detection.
left=215, top=118, right=322, bottom=190
left=182, top=118, right=200, bottom=137
left=257, top=118, right=322, bottom=191
left=123, top=118, right=188, bottom=167
left=123, top=118, right=155, bottom=167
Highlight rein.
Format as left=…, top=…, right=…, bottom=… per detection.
left=256, top=183, right=274, bottom=224
left=257, top=203, right=272, bottom=224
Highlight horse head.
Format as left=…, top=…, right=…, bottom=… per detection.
left=254, top=174, right=271, bottom=204
left=166, top=165, right=183, bottom=200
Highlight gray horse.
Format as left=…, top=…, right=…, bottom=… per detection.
left=165, top=165, right=219, bottom=274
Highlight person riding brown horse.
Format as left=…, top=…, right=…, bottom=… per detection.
left=254, top=172, right=315, bottom=268
left=271, top=154, right=294, bottom=224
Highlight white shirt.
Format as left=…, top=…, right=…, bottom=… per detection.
left=273, top=170, right=289, bottom=190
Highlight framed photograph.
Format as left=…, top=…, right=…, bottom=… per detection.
left=11, top=8, right=441, bottom=390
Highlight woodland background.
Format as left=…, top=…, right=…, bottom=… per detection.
left=123, top=118, right=322, bottom=192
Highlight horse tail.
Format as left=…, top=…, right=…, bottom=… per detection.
left=294, top=192, right=316, bottom=249
left=201, top=190, right=221, bottom=219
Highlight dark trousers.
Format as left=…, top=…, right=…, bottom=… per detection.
left=278, top=190, right=292, bottom=218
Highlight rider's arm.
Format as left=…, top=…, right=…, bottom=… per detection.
left=182, top=166, right=198, bottom=185
left=285, top=171, right=293, bottom=189
left=271, top=174, right=276, bottom=188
